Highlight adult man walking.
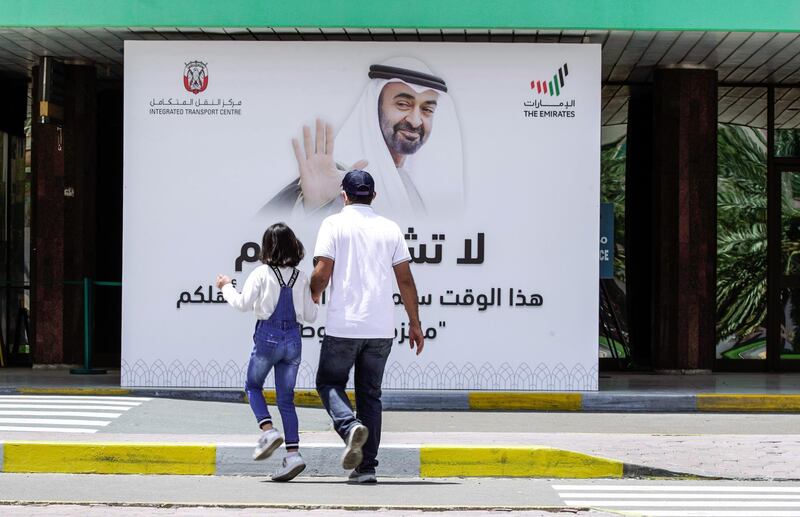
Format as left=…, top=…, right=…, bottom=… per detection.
left=310, top=169, right=424, bottom=484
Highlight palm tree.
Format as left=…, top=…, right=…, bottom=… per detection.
left=716, top=125, right=768, bottom=344
left=600, top=137, right=629, bottom=358
left=601, top=125, right=800, bottom=357
left=601, top=138, right=626, bottom=282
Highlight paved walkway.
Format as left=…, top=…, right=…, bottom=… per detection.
left=0, top=397, right=798, bottom=480
left=3, top=369, right=800, bottom=412
left=0, top=370, right=798, bottom=480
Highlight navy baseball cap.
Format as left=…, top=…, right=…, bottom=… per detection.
left=342, top=169, right=375, bottom=197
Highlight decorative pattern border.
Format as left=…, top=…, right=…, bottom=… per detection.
left=121, top=359, right=598, bottom=391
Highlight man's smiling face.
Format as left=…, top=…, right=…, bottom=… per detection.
left=378, top=82, right=439, bottom=158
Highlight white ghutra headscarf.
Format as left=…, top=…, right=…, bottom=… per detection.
left=333, top=57, right=464, bottom=218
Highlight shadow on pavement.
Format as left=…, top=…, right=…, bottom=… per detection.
left=260, top=478, right=460, bottom=486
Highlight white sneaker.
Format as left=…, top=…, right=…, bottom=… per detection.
left=341, top=423, right=369, bottom=470
left=271, top=453, right=306, bottom=482
left=253, top=428, right=284, bottom=461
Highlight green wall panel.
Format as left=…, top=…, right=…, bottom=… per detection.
left=1, top=0, right=799, bottom=32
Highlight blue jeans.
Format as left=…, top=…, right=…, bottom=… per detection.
left=316, top=335, right=392, bottom=472
left=245, top=320, right=301, bottom=449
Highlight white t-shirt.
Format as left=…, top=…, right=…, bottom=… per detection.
left=314, top=204, right=411, bottom=339
left=222, top=265, right=318, bottom=324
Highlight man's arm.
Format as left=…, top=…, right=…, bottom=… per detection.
left=393, top=261, right=424, bottom=355
left=310, top=256, right=334, bottom=304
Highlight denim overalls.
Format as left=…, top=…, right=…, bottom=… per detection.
left=244, top=266, right=302, bottom=449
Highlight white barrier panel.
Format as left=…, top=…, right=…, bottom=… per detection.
left=122, top=41, right=600, bottom=390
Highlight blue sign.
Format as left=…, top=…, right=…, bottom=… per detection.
left=600, top=203, right=614, bottom=279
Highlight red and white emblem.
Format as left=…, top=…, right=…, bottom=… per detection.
left=183, top=61, right=208, bottom=95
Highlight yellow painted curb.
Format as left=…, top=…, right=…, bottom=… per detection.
left=3, top=442, right=216, bottom=475
left=260, top=389, right=354, bottom=408
left=18, top=388, right=131, bottom=396
left=697, top=394, right=800, bottom=412
left=468, top=392, right=582, bottom=411
left=420, top=445, right=623, bottom=478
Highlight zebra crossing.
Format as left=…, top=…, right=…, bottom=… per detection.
left=554, top=483, right=800, bottom=516
left=0, top=395, right=150, bottom=433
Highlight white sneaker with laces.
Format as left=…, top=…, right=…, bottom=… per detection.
left=253, top=428, right=284, bottom=461
left=341, top=423, right=369, bottom=470
left=271, top=453, right=306, bottom=482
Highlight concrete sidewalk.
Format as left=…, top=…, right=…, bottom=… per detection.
left=0, top=434, right=632, bottom=479
left=1, top=430, right=797, bottom=480
left=3, top=368, right=800, bottom=412
left=0, top=394, right=798, bottom=480
left=0, top=395, right=800, bottom=479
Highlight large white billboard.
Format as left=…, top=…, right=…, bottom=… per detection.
left=122, top=41, right=600, bottom=390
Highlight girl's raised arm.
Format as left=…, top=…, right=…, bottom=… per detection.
left=222, top=269, right=262, bottom=312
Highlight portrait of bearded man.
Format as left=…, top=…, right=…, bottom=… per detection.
left=261, top=57, right=464, bottom=218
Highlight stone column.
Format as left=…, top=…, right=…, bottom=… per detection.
left=32, top=64, right=65, bottom=364
left=650, top=67, right=718, bottom=371
left=62, top=65, right=98, bottom=364
left=32, top=63, right=97, bottom=365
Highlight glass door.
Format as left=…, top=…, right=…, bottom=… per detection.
left=766, top=87, right=800, bottom=369
left=0, top=128, right=32, bottom=367
left=770, top=165, right=800, bottom=368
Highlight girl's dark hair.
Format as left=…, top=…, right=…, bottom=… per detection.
left=260, top=222, right=305, bottom=267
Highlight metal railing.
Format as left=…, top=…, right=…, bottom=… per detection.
left=65, top=278, right=121, bottom=375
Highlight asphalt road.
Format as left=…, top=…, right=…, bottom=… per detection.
left=2, top=475, right=799, bottom=516
left=101, top=397, right=800, bottom=435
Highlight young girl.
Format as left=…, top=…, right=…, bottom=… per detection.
left=216, top=222, right=318, bottom=482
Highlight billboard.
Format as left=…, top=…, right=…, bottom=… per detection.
left=122, top=41, right=600, bottom=390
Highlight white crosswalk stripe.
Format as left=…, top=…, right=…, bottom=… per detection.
left=0, top=417, right=111, bottom=426
left=0, top=410, right=122, bottom=418
left=0, top=426, right=98, bottom=434
left=0, top=404, right=134, bottom=410
left=0, top=396, right=144, bottom=405
left=0, top=395, right=150, bottom=434
left=553, top=483, right=800, bottom=516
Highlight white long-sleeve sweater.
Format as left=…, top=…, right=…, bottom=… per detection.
left=221, top=265, right=318, bottom=324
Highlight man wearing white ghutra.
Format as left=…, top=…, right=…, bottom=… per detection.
left=262, top=57, right=464, bottom=218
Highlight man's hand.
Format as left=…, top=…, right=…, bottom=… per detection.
left=393, top=261, right=424, bottom=355
left=311, top=257, right=334, bottom=304
left=215, top=274, right=231, bottom=289
left=292, top=118, right=367, bottom=211
left=408, top=321, right=424, bottom=355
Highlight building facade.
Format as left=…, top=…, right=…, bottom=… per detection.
left=1, top=0, right=800, bottom=374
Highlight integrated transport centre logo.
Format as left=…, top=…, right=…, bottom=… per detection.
left=183, top=61, right=209, bottom=94
left=522, top=62, right=576, bottom=119
left=147, top=59, right=243, bottom=118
